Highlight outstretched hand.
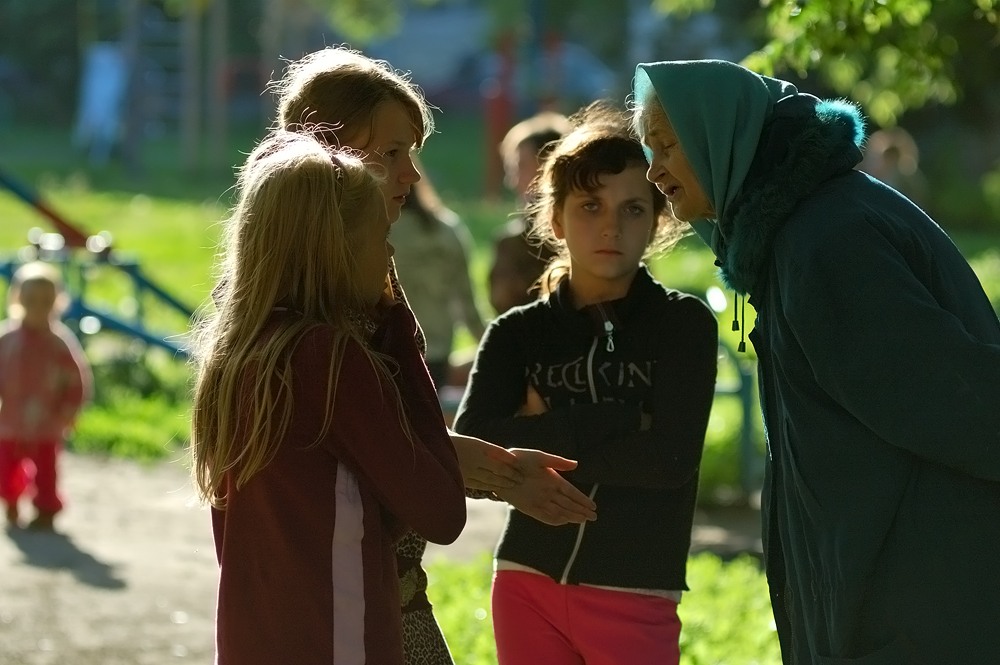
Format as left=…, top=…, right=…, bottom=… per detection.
left=450, top=433, right=524, bottom=492
left=497, top=449, right=597, bottom=526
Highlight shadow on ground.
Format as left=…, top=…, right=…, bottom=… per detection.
left=5, top=525, right=127, bottom=589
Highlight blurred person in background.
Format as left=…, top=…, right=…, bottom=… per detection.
left=391, top=158, right=486, bottom=391
left=0, top=261, right=91, bottom=532
left=858, top=126, right=927, bottom=206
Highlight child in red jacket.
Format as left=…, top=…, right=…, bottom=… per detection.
left=0, top=261, right=92, bottom=531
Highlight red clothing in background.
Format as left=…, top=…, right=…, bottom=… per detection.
left=0, top=319, right=91, bottom=515
left=0, top=319, right=91, bottom=443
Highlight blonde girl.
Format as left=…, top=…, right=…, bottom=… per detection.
left=191, top=130, right=467, bottom=665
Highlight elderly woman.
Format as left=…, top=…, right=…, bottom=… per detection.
left=631, top=58, right=1000, bottom=664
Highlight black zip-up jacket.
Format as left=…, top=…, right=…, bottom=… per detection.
left=454, top=267, right=718, bottom=590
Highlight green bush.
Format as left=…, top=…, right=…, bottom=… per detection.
left=70, top=348, right=192, bottom=462
left=679, top=554, right=781, bottom=665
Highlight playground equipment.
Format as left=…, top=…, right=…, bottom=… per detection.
left=0, top=166, right=194, bottom=359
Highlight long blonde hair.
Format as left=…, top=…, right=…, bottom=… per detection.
left=190, top=130, right=395, bottom=507
left=270, top=45, right=434, bottom=151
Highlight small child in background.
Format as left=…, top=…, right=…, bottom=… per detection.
left=0, top=261, right=92, bottom=531
left=190, top=130, right=467, bottom=665
left=454, top=102, right=719, bottom=665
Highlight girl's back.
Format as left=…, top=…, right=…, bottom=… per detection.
left=193, top=132, right=465, bottom=665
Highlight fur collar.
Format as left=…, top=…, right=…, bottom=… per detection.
left=714, top=95, right=866, bottom=295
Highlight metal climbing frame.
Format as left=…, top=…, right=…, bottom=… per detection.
left=0, top=166, right=194, bottom=358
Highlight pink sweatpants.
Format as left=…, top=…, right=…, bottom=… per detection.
left=0, top=438, right=64, bottom=514
left=492, top=570, right=681, bottom=665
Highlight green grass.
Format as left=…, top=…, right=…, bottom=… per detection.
left=427, top=552, right=782, bottom=665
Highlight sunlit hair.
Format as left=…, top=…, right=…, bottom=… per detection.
left=190, top=130, right=405, bottom=508
left=499, top=111, right=572, bottom=173
left=270, top=45, right=434, bottom=152
left=527, top=101, right=686, bottom=295
left=628, top=88, right=669, bottom=147
left=7, top=261, right=67, bottom=320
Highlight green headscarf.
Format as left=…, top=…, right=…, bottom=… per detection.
left=633, top=60, right=798, bottom=244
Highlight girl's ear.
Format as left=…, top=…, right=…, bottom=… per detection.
left=551, top=213, right=566, bottom=240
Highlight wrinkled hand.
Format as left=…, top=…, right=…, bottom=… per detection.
left=497, top=449, right=597, bottom=526
left=450, top=433, right=524, bottom=492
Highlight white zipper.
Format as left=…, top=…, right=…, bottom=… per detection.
left=559, top=335, right=603, bottom=584
left=597, top=304, right=615, bottom=352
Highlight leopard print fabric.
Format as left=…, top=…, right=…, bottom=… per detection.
left=402, top=607, right=455, bottom=665
left=388, top=259, right=426, bottom=354
left=389, top=260, right=455, bottom=663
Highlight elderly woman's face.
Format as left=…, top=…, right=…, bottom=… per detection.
left=640, top=104, right=714, bottom=222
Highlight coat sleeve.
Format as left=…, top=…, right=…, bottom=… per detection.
left=453, top=314, right=642, bottom=460
left=52, top=323, right=92, bottom=431
left=568, top=298, right=719, bottom=489
left=295, top=320, right=466, bottom=545
left=779, top=215, right=1000, bottom=481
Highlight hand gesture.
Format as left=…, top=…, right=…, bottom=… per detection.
left=497, top=449, right=597, bottom=526
left=450, top=433, right=524, bottom=492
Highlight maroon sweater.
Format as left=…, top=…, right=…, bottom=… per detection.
left=212, top=305, right=466, bottom=665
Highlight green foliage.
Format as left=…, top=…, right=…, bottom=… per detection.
left=72, top=352, right=192, bottom=462
left=309, top=0, right=403, bottom=45
left=679, top=554, right=781, bottom=664
left=426, top=552, right=781, bottom=665
left=426, top=553, right=498, bottom=664
left=968, top=248, right=1000, bottom=313
left=652, top=0, right=716, bottom=17
left=656, top=0, right=1000, bottom=127
left=984, top=165, right=1000, bottom=222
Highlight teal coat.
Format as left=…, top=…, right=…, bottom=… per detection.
left=636, top=61, right=1000, bottom=664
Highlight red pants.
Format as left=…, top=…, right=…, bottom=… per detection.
left=0, top=438, right=64, bottom=514
left=492, top=570, right=681, bottom=665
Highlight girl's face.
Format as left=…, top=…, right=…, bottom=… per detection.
left=642, top=107, right=714, bottom=222
left=349, top=100, right=422, bottom=223
left=355, top=198, right=395, bottom=306
left=553, top=165, right=656, bottom=306
left=18, top=280, right=57, bottom=328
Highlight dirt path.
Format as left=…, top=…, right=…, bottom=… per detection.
left=0, top=453, right=761, bottom=665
